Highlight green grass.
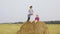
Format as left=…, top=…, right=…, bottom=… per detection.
left=0, top=24, right=60, bottom=34
left=0, top=24, right=22, bottom=34
left=47, top=24, right=60, bottom=34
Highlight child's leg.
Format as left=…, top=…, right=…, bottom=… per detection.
left=35, top=20, right=37, bottom=24
left=27, top=14, right=30, bottom=21
left=27, top=17, right=30, bottom=21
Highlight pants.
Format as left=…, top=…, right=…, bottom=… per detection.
left=27, top=14, right=33, bottom=21
left=27, top=17, right=30, bottom=21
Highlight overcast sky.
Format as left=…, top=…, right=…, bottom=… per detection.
left=0, top=0, right=60, bottom=23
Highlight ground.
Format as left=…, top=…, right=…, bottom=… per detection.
left=0, top=24, right=60, bottom=34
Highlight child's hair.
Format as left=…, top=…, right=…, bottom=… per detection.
left=36, top=15, right=39, bottom=17
left=29, top=6, right=32, bottom=8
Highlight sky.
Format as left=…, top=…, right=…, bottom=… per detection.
left=0, top=0, right=60, bottom=23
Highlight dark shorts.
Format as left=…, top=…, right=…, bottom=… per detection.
left=28, top=14, right=33, bottom=17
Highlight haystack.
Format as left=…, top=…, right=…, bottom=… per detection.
left=17, top=21, right=49, bottom=34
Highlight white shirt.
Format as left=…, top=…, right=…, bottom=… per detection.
left=28, top=9, right=33, bottom=14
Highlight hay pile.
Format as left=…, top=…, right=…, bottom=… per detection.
left=17, top=21, right=49, bottom=34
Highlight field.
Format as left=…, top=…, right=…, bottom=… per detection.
left=0, top=24, right=60, bottom=34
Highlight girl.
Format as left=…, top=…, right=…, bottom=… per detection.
left=35, top=15, right=39, bottom=23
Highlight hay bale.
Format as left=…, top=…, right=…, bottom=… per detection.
left=32, top=21, right=49, bottom=34
left=17, top=21, right=49, bottom=34
left=17, top=21, right=34, bottom=34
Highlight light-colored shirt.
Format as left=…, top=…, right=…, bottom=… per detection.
left=28, top=9, right=33, bottom=14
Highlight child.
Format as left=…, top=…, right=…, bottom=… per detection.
left=35, top=15, right=39, bottom=23
left=27, top=6, right=34, bottom=21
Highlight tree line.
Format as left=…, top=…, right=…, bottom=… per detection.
left=45, top=21, right=60, bottom=24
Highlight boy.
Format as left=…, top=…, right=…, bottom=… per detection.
left=27, top=6, right=33, bottom=21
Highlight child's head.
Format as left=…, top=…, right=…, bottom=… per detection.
left=36, top=15, right=39, bottom=17
left=29, top=6, right=32, bottom=9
